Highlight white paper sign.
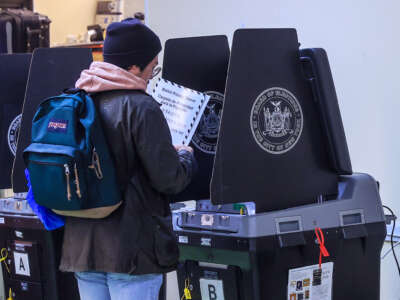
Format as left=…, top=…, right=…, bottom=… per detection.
left=152, top=78, right=210, bottom=146
left=200, top=278, right=225, bottom=300
left=288, top=262, right=333, bottom=300
left=13, top=252, right=30, bottom=277
left=178, top=235, right=189, bottom=244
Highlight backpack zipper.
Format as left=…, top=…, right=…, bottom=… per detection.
left=88, top=148, right=103, bottom=179
left=74, top=163, right=82, bottom=198
left=30, top=160, right=78, bottom=201
left=64, top=164, right=72, bottom=201
left=30, top=160, right=63, bottom=166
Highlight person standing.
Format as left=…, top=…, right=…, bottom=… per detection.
left=59, top=18, right=196, bottom=300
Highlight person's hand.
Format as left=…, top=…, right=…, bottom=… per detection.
left=174, top=145, right=194, bottom=153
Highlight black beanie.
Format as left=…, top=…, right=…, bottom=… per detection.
left=103, top=18, right=162, bottom=70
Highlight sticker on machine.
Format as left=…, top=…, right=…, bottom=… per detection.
left=200, top=278, right=225, bottom=300
left=287, top=262, right=333, bottom=300
left=13, top=251, right=31, bottom=277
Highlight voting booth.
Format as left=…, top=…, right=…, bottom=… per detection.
left=162, top=36, right=230, bottom=201
left=12, top=48, right=93, bottom=193
left=0, top=48, right=92, bottom=300
left=172, top=29, right=386, bottom=300
left=0, top=54, right=31, bottom=191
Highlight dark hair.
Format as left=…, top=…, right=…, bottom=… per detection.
left=134, top=12, right=145, bottom=21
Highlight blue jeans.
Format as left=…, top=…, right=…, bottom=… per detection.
left=75, top=272, right=163, bottom=300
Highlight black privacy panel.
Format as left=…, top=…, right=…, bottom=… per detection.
left=299, top=48, right=352, bottom=175
left=0, top=54, right=31, bottom=189
left=12, top=48, right=92, bottom=192
left=211, top=29, right=338, bottom=212
left=163, top=35, right=230, bottom=201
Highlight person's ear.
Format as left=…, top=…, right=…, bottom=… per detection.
left=127, top=65, right=142, bottom=76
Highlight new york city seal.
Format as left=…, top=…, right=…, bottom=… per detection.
left=8, top=114, right=22, bottom=156
left=250, top=87, right=303, bottom=154
left=192, top=91, right=224, bottom=154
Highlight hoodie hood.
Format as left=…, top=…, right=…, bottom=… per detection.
left=75, top=61, right=147, bottom=93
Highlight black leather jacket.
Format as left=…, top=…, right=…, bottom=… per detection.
left=60, top=90, right=195, bottom=274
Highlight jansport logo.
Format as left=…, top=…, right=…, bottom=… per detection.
left=47, top=119, right=69, bottom=133
left=250, top=87, right=303, bottom=154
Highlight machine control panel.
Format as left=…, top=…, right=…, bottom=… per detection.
left=196, top=200, right=255, bottom=215
left=0, top=198, right=34, bottom=215
left=175, top=200, right=256, bottom=233
left=178, top=211, right=242, bottom=233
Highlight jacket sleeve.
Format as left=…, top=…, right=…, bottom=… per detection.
left=132, top=100, right=196, bottom=195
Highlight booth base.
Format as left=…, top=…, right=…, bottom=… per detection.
left=177, top=222, right=385, bottom=300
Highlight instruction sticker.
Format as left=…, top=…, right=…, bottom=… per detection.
left=13, top=252, right=30, bottom=277
left=287, top=262, right=333, bottom=300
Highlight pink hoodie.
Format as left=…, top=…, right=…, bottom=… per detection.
left=75, top=61, right=147, bottom=93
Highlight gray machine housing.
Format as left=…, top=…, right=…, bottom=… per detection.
left=174, top=174, right=385, bottom=240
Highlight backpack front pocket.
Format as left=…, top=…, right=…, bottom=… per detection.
left=24, top=144, right=87, bottom=210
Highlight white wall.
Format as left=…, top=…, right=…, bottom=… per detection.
left=147, top=1, right=400, bottom=299
left=34, top=0, right=145, bottom=46
left=34, top=0, right=98, bottom=45
left=123, top=0, right=145, bottom=19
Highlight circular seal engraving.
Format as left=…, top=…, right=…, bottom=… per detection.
left=250, top=87, right=303, bottom=154
left=192, top=91, right=224, bottom=154
left=8, top=114, right=22, bottom=156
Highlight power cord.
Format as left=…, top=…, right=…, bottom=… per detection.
left=382, top=205, right=400, bottom=276
left=382, top=241, right=400, bottom=259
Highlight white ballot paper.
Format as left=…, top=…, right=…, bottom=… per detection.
left=287, top=262, right=333, bottom=300
left=152, top=78, right=210, bottom=146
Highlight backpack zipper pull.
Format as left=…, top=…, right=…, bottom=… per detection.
left=89, top=148, right=103, bottom=179
left=74, top=163, right=82, bottom=198
left=64, top=164, right=71, bottom=201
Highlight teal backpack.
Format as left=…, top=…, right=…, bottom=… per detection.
left=23, top=89, right=122, bottom=218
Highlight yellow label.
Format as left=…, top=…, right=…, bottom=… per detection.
left=184, top=288, right=192, bottom=299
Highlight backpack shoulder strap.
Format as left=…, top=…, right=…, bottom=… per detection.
left=63, top=87, right=86, bottom=94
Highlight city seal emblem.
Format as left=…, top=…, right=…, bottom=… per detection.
left=192, top=91, right=224, bottom=154
left=8, top=114, right=22, bottom=156
left=250, top=87, right=303, bottom=154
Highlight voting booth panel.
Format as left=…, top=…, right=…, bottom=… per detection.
left=173, top=29, right=385, bottom=300
left=211, top=29, right=340, bottom=213
left=299, top=48, right=352, bottom=175
left=12, top=47, right=92, bottom=193
left=162, top=36, right=230, bottom=201
left=0, top=48, right=92, bottom=299
left=0, top=54, right=31, bottom=189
